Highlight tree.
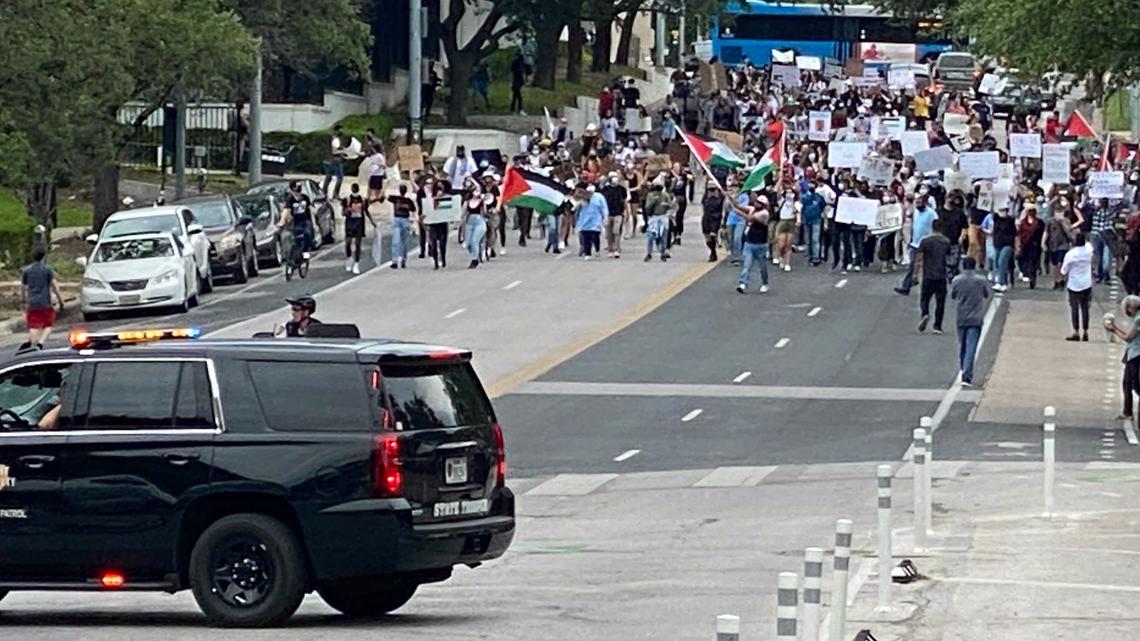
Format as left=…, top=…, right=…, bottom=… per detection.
left=227, top=0, right=372, bottom=81
left=439, top=0, right=525, bottom=125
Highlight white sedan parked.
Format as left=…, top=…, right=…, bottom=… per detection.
left=80, top=232, right=200, bottom=321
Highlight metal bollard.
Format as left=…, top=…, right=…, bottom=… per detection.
left=912, top=427, right=927, bottom=552
left=922, top=417, right=934, bottom=536
left=876, top=464, right=893, bottom=611
left=829, top=519, right=853, bottom=641
left=715, top=614, right=740, bottom=641
left=1043, top=406, right=1056, bottom=518
left=803, top=547, right=823, bottom=641
left=777, top=572, right=798, bottom=641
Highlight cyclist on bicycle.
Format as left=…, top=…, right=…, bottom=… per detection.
left=281, top=181, right=314, bottom=262
left=274, top=295, right=322, bottom=337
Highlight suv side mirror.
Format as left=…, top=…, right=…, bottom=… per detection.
left=239, top=216, right=254, bottom=226
left=187, top=223, right=204, bottom=235
left=85, top=233, right=98, bottom=244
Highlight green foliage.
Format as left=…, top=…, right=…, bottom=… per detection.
left=1105, top=91, right=1131, bottom=133
left=228, top=0, right=372, bottom=79
left=0, top=193, right=35, bottom=269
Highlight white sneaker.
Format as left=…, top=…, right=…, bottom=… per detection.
left=783, top=264, right=791, bottom=272
left=583, top=255, right=591, bottom=261
left=345, top=257, right=353, bottom=272
left=772, top=257, right=780, bottom=265
left=559, top=241, right=566, bottom=250
left=736, top=283, right=746, bottom=294
left=1020, top=276, right=1030, bottom=283
left=352, top=262, right=360, bottom=275
left=987, top=273, right=995, bottom=283
left=302, top=251, right=311, bottom=261
left=760, top=285, right=769, bottom=293
left=500, top=249, right=507, bottom=256
left=853, top=265, right=861, bottom=272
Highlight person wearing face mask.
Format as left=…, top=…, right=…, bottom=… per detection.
left=423, top=179, right=450, bottom=269
left=895, top=192, right=938, bottom=295
left=831, top=181, right=855, bottom=274
left=387, top=183, right=417, bottom=269
left=1016, top=203, right=1046, bottom=289
left=481, top=172, right=502, bottom=261
left=643, top=177, right=674, bottom=262
left=669, top=163, right=690, bottom=247
left=775, top=185, right=801, bottom=271
left=341, top=183, right=376, bottom=275
left=800, top=181, right=826, bottom=266
left=443, top=145, right=478, bottom=192
left=624, top=163, right=644, bottom=240
left=701, top=183, right=728, bottom=262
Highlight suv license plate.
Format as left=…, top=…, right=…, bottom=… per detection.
left=445, top=457, right=468, bottom=484
left=433, top=499, right=489, bottom=518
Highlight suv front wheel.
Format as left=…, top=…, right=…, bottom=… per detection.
left=189, top=514, right=308, bottom=628
left=317, top=579, right=418, bottom=618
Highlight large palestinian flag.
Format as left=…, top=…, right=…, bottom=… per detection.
left=501, top=165, right=571, bottom=214
left=742, top=129, right=785, bottom=192
left=681, top=132, right=745, bottom=168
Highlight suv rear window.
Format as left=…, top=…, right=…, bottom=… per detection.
left=381, top=363, right=494, bottom=430
left=246, top=361, right=373, bottom=431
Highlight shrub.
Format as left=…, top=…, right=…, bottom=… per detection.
left=263, top=113, right=395, bottom=175
left=0, top=211, right=35, bottom=270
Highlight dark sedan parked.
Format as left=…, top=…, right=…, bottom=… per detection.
left=177, top=195, right=259, bottom=284
left=247, top=178, right=335, bottom=246
left=234, top=192, right=286, bottom=267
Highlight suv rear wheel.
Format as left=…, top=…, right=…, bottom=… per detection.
left=189, top=514, right=307, bottom=628
left=317, top=579, right=418, bottom=618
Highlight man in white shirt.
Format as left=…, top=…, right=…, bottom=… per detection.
left=442, top=145, right=478, bottom=192
left=600, top=110, right=619, bottom=151
left=1061, top=231, right=1094, bottom=341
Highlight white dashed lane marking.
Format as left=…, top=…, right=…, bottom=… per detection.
left=681, top=409, right=704, bottom=422
left=613, top=449, right=641, bottom=462
left=445, top=308, right=467, bottom=319
left=733, top=371, right=752, bottom=384
left=503, top=280, right=522, bottom=290
left=807, top=306, right=822, bottom=317
left=775, top=338, right=790, bottom=349
left=836, top=279, right=848, bottom=288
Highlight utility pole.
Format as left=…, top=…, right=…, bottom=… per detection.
left=408, top=0, right=423, bottom=144
left=655, top=10, right=666, bottom=67
left=249, top=44, right=263, bottom=185
left=174, top=84, right=187, bottom=201
left=678, top=2, right=686, bottom=64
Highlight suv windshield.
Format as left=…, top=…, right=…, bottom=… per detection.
left=104, top=214, right=180, bottom=238
left=381, top=362, right=494, bottom=430
left=185, top=201, right=233, bottom=228
left=95, top=237, right=175, bottom=262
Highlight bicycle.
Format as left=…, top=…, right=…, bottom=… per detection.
left=284, top=229, right=310, bottom=281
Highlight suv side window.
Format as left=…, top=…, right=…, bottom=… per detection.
left=0, top=362, right=78, bottom=433
left=79, top=361, right=214, bottom=431
left=246, top=361, right=372, bottom=431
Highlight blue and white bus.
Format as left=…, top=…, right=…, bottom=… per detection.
left=711, top=1, right=953, bottom=67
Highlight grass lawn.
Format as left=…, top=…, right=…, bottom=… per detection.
left=0, top=191, right=92, bottom=281
left=1105, top=90, right=1131, bottom=133
left=0, top=190, right=93, bottom=230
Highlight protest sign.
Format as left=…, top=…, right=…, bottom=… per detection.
left=991, top=115, right=1009, bottom=150
left=828, top=141, right=868, bottom=168
left=1088, top=171, right=1125, bottom=199
left=958, top=151, right=1001, bottom=179
left=824, top=62, right=843, bottom=78
left=978, top=73, right=1002, bottom=95
left=998, top=163, right=1016, bottom=182
left=944, top=169, right=972, bottom=194
left=976, top=181, right=994, bottom=211
left=942, top=113, right=970, bottom=137
left=645, top=154, right=673, bottom=175
left=858, top=156, right=895, bottom=186
left=421, top=195, right=462, bottom=224
left=844, top=59, right=864, bottom=77
left=809, top=111, right=832, bottom=142
left=699, top=63, right=727, bottom=93
left=949, top=134, right=974, bottom=152
left=772, top=49, right=795, bottom=64
left=888, top=69, right=915, bottom=90
left=666, top=140, right=690, bottom=165
left=835, top=196, right=879, bottom=226
left=796, top=56, right=822, bottom=71
left=881, top=116, right=906, bottom=141
left=1009, top=133, right=1042, bottom=158
left=1042, top=144, right=1071, bottom=184
left=385, top=163, right=401, bottom=183
left=993, top=179, right=1015, bottom=210
left=872, top=203, right=903, bottom=235
left=913, top=145, right=954, bottom=173
left=901, top=131, right=930, bottom=157
left=828, top=78, right=847, bottom=93
left=396, top=144, right=424, bottom=173
left=711, top=128, right=744, bottom=152
left=772, top=64, right=801, bottom=86
left=851, top=76, right=880, bottom=88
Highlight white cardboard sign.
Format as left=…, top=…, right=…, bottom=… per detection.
left=901, top=131, right=930, bottom=157
left=1042, top=144, right=1071, bottom=184
left=809, top=111, right=832, bottom=142
left=1009, top=133, right=1042, bottom=158
left=913, top=145, right=955, bottom=173
left=958, top=151, right=1001, bottom=179
left=827, top=141, right=868, bottom=168
left=835, top=196, right=880, bottom=226
left=1089, top=171, right=1125, bottom=199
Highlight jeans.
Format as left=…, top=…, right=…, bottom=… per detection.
left=739, top=242, right=769, bottom=287
left=1068, top=287, right=1091, bottom=331
left=804, top=220, right=823, bottom=262
left=728, top=222, right=744, bottom=261
left=832, top=223, right=853, bottom=269
left=920, top=278, right=947, bottom=330
left=464, top=214, right=487, bottom=261
left=579, top=230, right=601, bottom=256
left=957, top=325, right=982, bottom=383
left=428, top=222, right=448, bottom=266
left=545, top=215, right=560, bottom=252
left=321, top=160, right=344, bottom=199
left=605, top=216, right=623, bottom=254
left=391, top=216, right=412, bottom=264
left=646, top=215, right=669, bottom=256
left=1092, top=231, right=1113, bottom=281
left=899, top=246, right=918, bottom=291
left=291, top=223, right=313, bottom=256
left=995, top=245, right=1013, bottom=286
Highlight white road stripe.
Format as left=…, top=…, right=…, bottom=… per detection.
left=445, top=308, right=467, bottom=319
left=733, top=371, right=752, bottom=383
left=503, top=280, right=522, bottom=290
left=681, top=409, right=703, bottom=422
left=775, top=337, right=790, bottom=349
left=613, top=449, right=641, bottom=462
left=525, top=473, right=617, bottom=496
left=807, top=306, right=822, bottom=317
left=835, top=279, right=848, bottom=288
left=694, top=466, right=777, bottom=487
left=936, top=576, right=1140, bottom=593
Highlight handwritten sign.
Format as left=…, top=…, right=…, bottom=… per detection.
left=796, top=56, right=822, bottom=71
left=809, top=111, right=831, bottom=142
left=901, top=131, right=930, bottom=157
left=976, top=181, right=994, bottom=211
left=944, top=169, right=972, bottom=194
left=913, top=145, right=954, bottom=173
left=396, top=144, right=424, bottom=173
left=858, top=156, right=895, bottom=186
left=1042, top=144, right=1071, bottom=184
left=828, top=141, right=868, bottom=168
left=835, top=196, right=879, bottom=226
left=881, top=116, right=906, bottom=141
left=824, top=62, right=843, bottom=78
left=644, top=154, right=672, bottom=175
left=872, top=203, right=903, bottom=235
left=888, top=69, right=915, bottom=90
left=958, top=151, right=1001, bottom=179
left=1089, top=171, right=1125, bottom=199
left=711, top=128, right=744, bottom=152
left=977, top=73, right=1002, bottom=95
left=1009, top=133, right=1042, bottom=158
left=772, top=64, right=801, bottom=87
left=943, top=113, right=970, bottom=137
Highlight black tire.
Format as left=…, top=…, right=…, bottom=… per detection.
left=188, top=514, right=308, bottom=628
left=233, top=250, right=249, bottom=284
left=201, top=264, right=215, bottom=294
left=317, top=580, right=418, bottom=618
left=268, top=238, right=284, bottom=267
left=248, top=245, right=260, bottom=277
left=298, top=259, right=309, bottom=279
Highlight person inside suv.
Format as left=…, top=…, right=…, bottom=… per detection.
left=0, top=363, right=72, bottom=432
left=276, top=296, right=321, bottom=337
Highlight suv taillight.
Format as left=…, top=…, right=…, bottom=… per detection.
left=373, top=434, right=403, bottom=497
left=492, top=423, right=506, bottom=488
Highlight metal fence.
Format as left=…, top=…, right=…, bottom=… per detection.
left=117, top=102, right=242, bottom=173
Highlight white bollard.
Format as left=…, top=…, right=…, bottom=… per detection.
left=803, top=547, right=823, bottom=641
left=777, top=572, right=799, bottom=641
left=876, top=464, right=893, bottom=611
left=912, top=428, right=927, bottom=552
left=715, top=614, right=740, bottom=641
left=922, top=417, right=934, bottom=536
left=829, top=519, right=853, bottom=641
left=1043, top=406, right=1056, bottom=518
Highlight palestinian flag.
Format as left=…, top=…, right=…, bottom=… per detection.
left=681, top=132, right=744, bottom=168
left=501, top=165, right=570, bottom=214
left=741, top=130, right=784, bottom=192
left=1064, top=111, right=1097, bottom=138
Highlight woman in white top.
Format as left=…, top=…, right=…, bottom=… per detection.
left=366, top=147, right=386, bottom=206
left=1061, top=231, right=1094, bottom=341
left=774, top=187, right=802, bottom=271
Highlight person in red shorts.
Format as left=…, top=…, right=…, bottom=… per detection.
left=19, top=248, right=65, bottom=352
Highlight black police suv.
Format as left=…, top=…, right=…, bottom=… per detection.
left=0, top=328, right=514, bottom=627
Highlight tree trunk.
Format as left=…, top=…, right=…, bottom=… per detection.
left=534, top=21, right=565, bottom=91
left=566, top=21, right=585, bottom=84
left=591, top=16, right=613, bottom=73
left=93, top=163, right=121, bottom=233
left=445, top=53, right=476, bottom=126
left=615, top=11, right=637, bottom=68
left=24, top=182, right=57, bottom=239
